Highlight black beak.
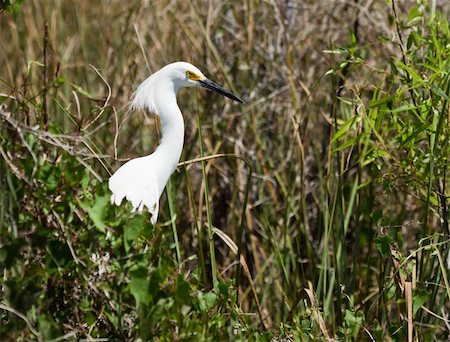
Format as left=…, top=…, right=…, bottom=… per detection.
left=198, top=78, right=244, bottom=103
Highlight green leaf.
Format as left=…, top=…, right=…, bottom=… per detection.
left=331, top=115, right=361, bottom=143
left=325, top=68, right=336, bottom=76
left=204, top=292, right=217, bottom=309
left=38, top=314, right=61, bottom=340
left=0, top=94, right=8, bottom=104
left=149, top=268, right=163, bottom=296
left=124, top=215, right=146, bottom=252
left=198, top=291, right=217, bottom=312
left=344, top=309, right=364, bottom=339
left=372, top=319, right=383, bottom=341
left=395, top=60, right=423, bottom=83
left=399, top=122, right=430, bottom=146
left=368, top=95, right=393, bottom=109
left=104, top=310, right=119, bottom=329
left=54, top=76, right=65, bottom=85
left=82, top=195, right=109, bottom=233
left=175, top=274, right=190, bottom=303
left=389, top=104, right=419, bottom=114
left=85, top=311, right=96, bottom=326
left=218, top=282, right=229, bottom=298
left=412, top=288, right=430, bottom=315
left=81, top=169, right=91, bottom=191
left=408, top=6, right=420, bottom=20
left=1, top=0, right=25, bottom=19
left=70, top=83, right=94, bottom=98
left=431, top=84, right=449, bottom=100
left=130, top=265, right=151, bottom=308
left=333, top=133, right=369, bottom=152
left=375, top=235, right=393, bottom=257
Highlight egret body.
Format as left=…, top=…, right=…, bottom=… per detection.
left=109, top=62, right=243, bottom=224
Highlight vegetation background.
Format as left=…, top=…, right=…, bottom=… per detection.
left=0, top=0, right=449, bottom=340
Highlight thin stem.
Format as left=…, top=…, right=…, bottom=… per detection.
left=195, top=93, right=218, bottom=290
left=166, top=179, right=181, bottom=265
left=183, top=165, right=207, bottom=284
left=178, top=152, right=253, bottom=302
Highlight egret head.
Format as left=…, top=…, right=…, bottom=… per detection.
left=164, top=62, right=244, bottom=103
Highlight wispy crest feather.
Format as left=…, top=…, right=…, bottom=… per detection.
left=130, top=74, right=157, bottom=113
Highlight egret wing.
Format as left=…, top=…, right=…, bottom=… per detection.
left=109, top=156, right=161, bottom=224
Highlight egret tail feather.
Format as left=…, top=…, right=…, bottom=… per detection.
left=109, top=155, right=162, bottom=225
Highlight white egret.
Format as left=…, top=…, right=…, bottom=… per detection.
left=109, top=61, right=243, bottom=224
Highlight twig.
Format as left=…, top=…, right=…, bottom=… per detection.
left=83, top=65, right=112, bottom=131
left=113, top=106, right=119, bottom=159
left=304, top=281, right=333, bottom=341
left=42, top=22, right=49, bottom=130
left=46, top=331, right=77, bottom=342
left=0, top=144, right=31, bottom=184
left=134, top=24, right=151, bottom=73
left=419, top=306, right=450, bottom=325
left=405, top=281, right=413, bottom=342
left=51, top=208, right=86, bottom=267
left=213, top=226, right=267, bottom=330
left=0, top=303, right=41, bottom=339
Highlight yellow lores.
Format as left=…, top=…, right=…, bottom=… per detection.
left=186, top=70, right=205, bottom=81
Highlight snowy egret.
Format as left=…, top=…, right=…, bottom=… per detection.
left=109, top=62, right=243, bottom=224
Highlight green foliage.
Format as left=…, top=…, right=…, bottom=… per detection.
left=0, top=128, right=252, bottom=340
left=325, top=2, right=449, bottom=339
left=0, top=0, right=25, bottom=18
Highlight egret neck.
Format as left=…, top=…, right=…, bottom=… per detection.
left=152, top=79, right=185, bottom=186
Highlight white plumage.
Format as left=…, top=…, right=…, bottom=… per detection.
left=109, top=61, right=243, bottom=224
